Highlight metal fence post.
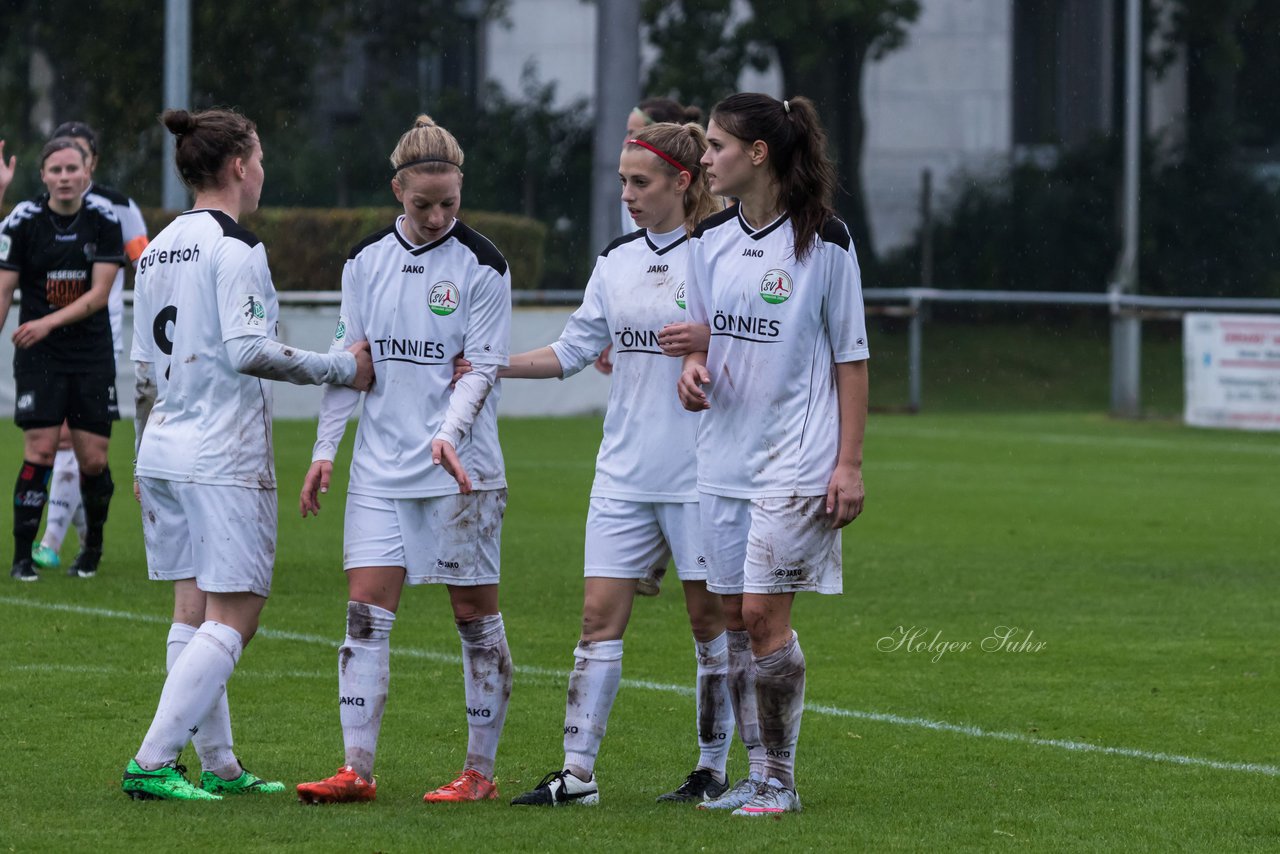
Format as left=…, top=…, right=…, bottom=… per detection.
left=908, top=292, right=923, bottom=413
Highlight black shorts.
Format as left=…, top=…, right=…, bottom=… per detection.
left=14, top=369, right=118, bottom=436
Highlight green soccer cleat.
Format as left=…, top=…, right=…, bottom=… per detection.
left=30, top=544, right=60, bottom=571
left=122, top=759, right=222, bottom=801
left=200, top=768, right=286, bottom=795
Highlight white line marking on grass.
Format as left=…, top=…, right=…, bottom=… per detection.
left=5, top=595, right=1276, bottom=777
left=874, top=425, right=1280, bottom=457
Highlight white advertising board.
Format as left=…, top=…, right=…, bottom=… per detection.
left=1184, top=312, right=1280, bottom=431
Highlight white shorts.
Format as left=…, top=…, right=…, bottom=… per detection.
left=700, top=493, right=842, bottom=595
left=139, top=477, right=276, bottom=598
left=583, top=498, right=707, bottom=581
left=343, top=489, right=506, bottom=586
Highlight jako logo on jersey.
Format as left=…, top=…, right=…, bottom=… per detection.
left=675, top=282, right=686, bottom=310
left=742, top=248, right=764, bottom=258
left=242, top=294, right=265, bottom=325
left=466, top=707, right=492, bottom=718
left=647, top=263, right=668, bottom=273
left=437, top=559, right=460, bottom=569
left=339, top=696, right=366, bottom=707
left=760, top=269, right=793, bottom=304
left=429, top=281, right=460, bottom=316
left=773, top=567, right=803, bottom=578
left=402, top=264, right=425, bottom=274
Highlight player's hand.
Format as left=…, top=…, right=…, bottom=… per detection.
left=451, top=353, right=472, bottom=388
left=657, top=322, right=710, bottom=357
left=677, top=363, right=711, bottom=411
left=0, top=140, right=15, bottom=195
left=825, top=462, right=864, bottom=529
left=133, top=478, right=141, bottom=504
left=348, top=340, right=374, bottom=391
left=594, top=345, right=614, bottom=375
left=300, top=460, right=334, bottom=517
left=432, top=438, right=472, bottom=494
left=12, top=318, right=52, bottom=349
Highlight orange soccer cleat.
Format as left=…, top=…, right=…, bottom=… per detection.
left=422, top=769, right=498, bottom=803
left=296, top=766, right=377, bottom=804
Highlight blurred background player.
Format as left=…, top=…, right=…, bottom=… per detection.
left=295, top=115, right=513, bottom=806
left=507, top=122, right=734, bottom=807
left=0, top=138, right=123, bottom=582
left=677, top=93, right=870, bottom=816
left=123, top=107, right=372, bottom=801
left=31, top=121, right=150, bottom=575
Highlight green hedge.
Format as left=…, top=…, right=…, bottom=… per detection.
left=139, top=207, right=546, bottom=290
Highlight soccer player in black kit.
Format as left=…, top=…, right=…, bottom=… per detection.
left=0, top=138, right=124, bottom=581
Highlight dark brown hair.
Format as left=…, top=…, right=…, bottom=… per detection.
left=627, top=123, right=720, bottom=234
left=39, top=138, right=86, bottom=168
left=710, top=93, right=837, bottom=263
left=161, top=108, right=258, bottom=191
left=636, top=97, right=703, bottom=125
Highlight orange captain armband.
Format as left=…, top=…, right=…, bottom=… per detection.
left=125, top=234, right=150, bottom=264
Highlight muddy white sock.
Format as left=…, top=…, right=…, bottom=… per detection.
left=754, top=631, right=806, bottom=789
left=562, top=638, right=623, bottom=780
left=694, top=632, right=732, bottom=778
left=727, top=629, right=765, bottom=780
left=457, top=613, right=512, bottom=780
left=339, top=601, right=395, bottom=782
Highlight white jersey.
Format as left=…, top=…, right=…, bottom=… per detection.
left=685, top=206, right=870, bottom=499
left=313, top=217, right=511, bottom=498
left=551, top=226, right=699, bottom=502
left=85, top=183, right=149, bottom=354
left=131, top=209, right=283, bottom=488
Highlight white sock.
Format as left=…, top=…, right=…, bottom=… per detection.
left=754, top=631, right=806, bottom=790
left=339, top=601, right=395, bottom=782
left=456, top=613, right=512, bottom=779
left=136, top=621, right=242, bottom=770
left=166, top=623, right=239, bottom=779
left=727, top=629, right=765, bottom=780
left=694, top=632, right=732, bottom=778
left=39, top=449, right=80, bottom=551
left=562, top=638, right=623, bottom=780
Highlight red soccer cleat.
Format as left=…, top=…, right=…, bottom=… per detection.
left=296, top=766, right=377, bottom=804
left=422, top=769, right=498, bottom=803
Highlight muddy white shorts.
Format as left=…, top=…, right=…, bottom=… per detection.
left=699, top=493, right=842, bottom=595
left=343, top=489, right=506, bottom=586
left=583, top=497, right=707, bottom=581
left=138, top=477, right=276, bottom=598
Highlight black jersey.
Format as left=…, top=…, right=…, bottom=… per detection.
left=0, top=194, right=125, bottom=371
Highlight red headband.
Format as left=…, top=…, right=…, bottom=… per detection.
left=626, top=139, right=690, bottom=176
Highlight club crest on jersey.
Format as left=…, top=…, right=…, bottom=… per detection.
left=242, top=294, right=265, bottom=326
left=759, top=269, right=793, bottom=304
left=429, top=281, right=460, bottom=316
left=675, top=282, right=686, bottom=310
left=0, top=234, right=10, bottom=262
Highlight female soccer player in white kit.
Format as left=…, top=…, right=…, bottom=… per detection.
left=295, top=115, right=514, bottom=805
left=678, top=93, right=870, bottom=816
left=122, top=108, right=374, bottom=801
left=508, top=122, right=735, bottom=807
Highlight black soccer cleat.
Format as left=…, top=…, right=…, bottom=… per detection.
left=656, top=768, right=729, bottom=803
left=510, top=770, right=599, bottom=806
left=68, top=548, right=102, bottom=578
left=10, top=558, right=38, bottom=582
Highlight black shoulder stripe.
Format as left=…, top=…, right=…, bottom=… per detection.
left=691, top=203, right=739, bottom=239
left=600, top=229, right=646, bottom=258
left=89, top=183, right=130, bottom=206
left=451, top=220, right=508, bottom=276
left=348, top=225, right=397, bottom=260
left=821, top=217, right=852, bottom=251
left=206, top=209, right=261, bottom=248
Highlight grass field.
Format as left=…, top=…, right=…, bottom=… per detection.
left=2, top=411, right=1277, bottom=852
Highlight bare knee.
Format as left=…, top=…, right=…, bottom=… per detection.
left=448, top=584, right=498, bottom=624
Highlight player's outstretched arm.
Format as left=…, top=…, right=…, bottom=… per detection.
left=500, top=345, right=564, bottom=380
left=226, top=336, right=372, bottom=390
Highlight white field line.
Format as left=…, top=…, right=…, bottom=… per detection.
left=872, top=424, right=1280, bottom=457
left=4, top=595, right=1278, bottom=778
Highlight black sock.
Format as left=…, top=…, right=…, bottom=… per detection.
left=79, top=466, right=114, bottom=552
left=13, top=461, right=53, bottom=563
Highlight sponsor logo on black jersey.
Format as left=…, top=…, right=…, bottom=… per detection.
left=138, top=244, right=200, bottom=276
left=429, top=281, right=460, bottom=316
left=712, top=311, right=781, bottom=342
left=45, top=269, right=87, bottom=308
left=759, top=269, right=793, bottom=304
